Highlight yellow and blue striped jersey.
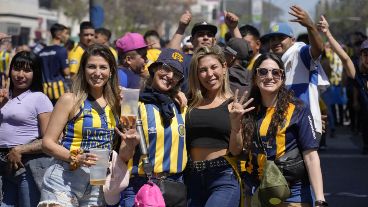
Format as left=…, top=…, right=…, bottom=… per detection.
left=243, top=102, right=319, bottom=180
left=68, top=45, right=85, bottom=75
left=0, top=50, right=10, bottom=74
left=128, top=102, right=187, bottom=175
left=61, top=98, right=117, bottom=151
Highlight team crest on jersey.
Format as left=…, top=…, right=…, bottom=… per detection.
left=83, top=108, right=92, bottom=115
left=172, top=52, right=184, bottom=62
left=148, top=127, right=157, bottom=134
left=178, top=124, right=185, bottom=137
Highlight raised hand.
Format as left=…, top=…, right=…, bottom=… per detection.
left=179, top=10, right=192, bottom=29
left=174, top=91, right=188, bottom=108
left=224, top=11, right=239, bottom=30
left=229, top=89, right=254, bottom=132
left=317, top=15, right=329, bottom=34
left=289, top=5, right=314, bottom=29
left=0, top=74, right=10, bottom=107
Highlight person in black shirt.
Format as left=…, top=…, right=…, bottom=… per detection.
left=185, top=45, right=254, bottom=207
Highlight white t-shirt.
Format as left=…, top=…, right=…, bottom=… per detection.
left=282, top=42, right=330, bottom=134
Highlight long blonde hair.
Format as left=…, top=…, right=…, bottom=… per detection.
left=187, top=45, right=232, bottom=112
left=71, top=44, right=121, bottom=117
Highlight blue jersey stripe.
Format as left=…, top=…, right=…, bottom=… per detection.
left=309, top=66, right=318, bottom=85
left=146, top=104, right=157, bottom=167
left=162, top=107, right=173, bottom=172
left=300, top=45, right=311, bottom=70
left=81, top=101, right=93, bottom=149
left=287, top=83, right=310, bottom=106
left=174, top=105, right=184, bottom=172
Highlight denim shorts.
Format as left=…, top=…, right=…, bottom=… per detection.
left=38, top=159, right=105, bottom=207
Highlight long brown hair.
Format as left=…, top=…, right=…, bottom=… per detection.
left=71, top=44, right=121, bottom=117
left=187, top=45, right=232, bottom=112
left=242, top=53, right=294, bottom=150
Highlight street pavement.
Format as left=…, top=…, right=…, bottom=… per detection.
left=319, top=126, right=368, bottom=206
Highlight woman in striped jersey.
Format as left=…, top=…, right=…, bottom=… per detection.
left=38, top=44, right=129, bottom=207
left=118, top=48, right=188, bottom=207
left=238, top=53, right=326, bottom=207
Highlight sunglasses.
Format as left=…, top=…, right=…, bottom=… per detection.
left=159, top=63, right=184, bottom=82
left=256, top=68, right=284, bottom=79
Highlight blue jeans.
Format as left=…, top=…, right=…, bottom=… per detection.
left=1, top=155, right=41, bottom=207
left=185, top=165, right=240, bottom=207
left=119, top=174, right=184, bottom=207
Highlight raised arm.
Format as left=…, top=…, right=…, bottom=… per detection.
left=228, top=90, right=254, bottom=156
left=317, top=15, right=356, bottom=78
left=167, top=10, right=192, bottom=50
left=224, top=11, right=242, bottom=39
left=289, top=5, right=324, bottom=60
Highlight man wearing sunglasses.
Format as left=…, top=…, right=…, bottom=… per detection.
left=116, top=32, right=150, bottom=89
left=167, top=11, right=241, bottom=93
left=260, top=5, right=330, bottom=139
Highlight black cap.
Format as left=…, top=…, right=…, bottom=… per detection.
left=191, top=21, right=217, bottom=37
left=226, top=37, right=252, bottom=60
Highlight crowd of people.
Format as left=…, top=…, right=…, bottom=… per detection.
left=0, top=4, right=367, bottom=207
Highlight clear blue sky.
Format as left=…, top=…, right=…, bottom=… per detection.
left=270, top=0, right=320, bottom=36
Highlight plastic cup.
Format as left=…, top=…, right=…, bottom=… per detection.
left=120, top=88, right=140, bottom=129
left=89, top=148, right=110, bottom=186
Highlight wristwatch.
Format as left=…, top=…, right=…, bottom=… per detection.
left=315, top=200, right=328, bottom=206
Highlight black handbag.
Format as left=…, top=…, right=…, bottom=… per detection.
left=159, top=178, right=187, bottom=207
left=274, top=147, right=307, bottom=183
left=136, top=115, right=187, bottom=207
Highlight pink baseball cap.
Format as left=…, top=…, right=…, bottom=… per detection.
left=116, top=32, right=148, bottom=53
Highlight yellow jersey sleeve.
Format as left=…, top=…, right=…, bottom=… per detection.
left=109, top=47, right=118, bottom=63
left=68, top=46, right=84, bottom=75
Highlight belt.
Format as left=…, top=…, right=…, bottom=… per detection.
left=0, top=148, right=11, bottom=153
left=131, top=172, right=180, bottom=179
left=188, top=156, right=230, bottom=172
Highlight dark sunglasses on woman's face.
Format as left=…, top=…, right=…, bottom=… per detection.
left=256, top=68, right=284, bottom=79
left=160, top=63, right=184, bottom=82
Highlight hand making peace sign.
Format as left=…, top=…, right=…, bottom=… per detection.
left=0, top=74, right=10, bottom=107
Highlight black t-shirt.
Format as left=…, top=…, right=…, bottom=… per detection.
left=186, top=100, right=231, bottom=149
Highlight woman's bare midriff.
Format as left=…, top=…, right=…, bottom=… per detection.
left=190, top=147, right=228, bottom=161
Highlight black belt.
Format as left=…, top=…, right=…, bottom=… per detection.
left=188, top=156, right=230, bottom=172
left=0, top=148, right=11, bottom=153
left=131, top=172, right=182, bottom=179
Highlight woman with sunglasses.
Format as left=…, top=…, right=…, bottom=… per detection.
left=185, top=45, right=254, bottom=207
left=234, top=53, right=326, bottom=207
left=117, top=48, right=188, bottom=207
left=0, top=51, right=53, bottom=207
left=39, top=44, right=128, bottom=207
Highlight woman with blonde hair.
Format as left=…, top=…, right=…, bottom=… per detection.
left=185, top=45, right=254, bottom=207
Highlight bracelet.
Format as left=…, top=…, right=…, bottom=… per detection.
left=69, top=148, right=84, bottom=170
left=315, top=200, right=328, bottom=207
